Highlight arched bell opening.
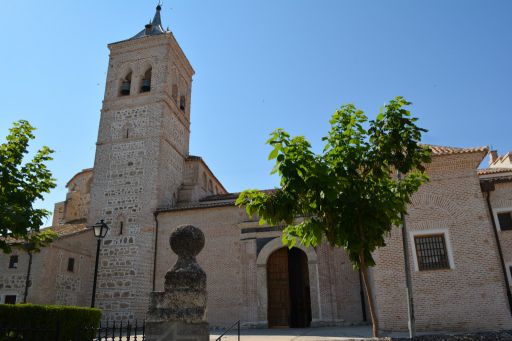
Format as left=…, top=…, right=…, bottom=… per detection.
left=140, top=67, right=152, bottom=93
left=119, top=71, right=132, bottom=96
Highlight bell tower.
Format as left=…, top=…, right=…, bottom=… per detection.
left=88, top=4, right=194, bottom=320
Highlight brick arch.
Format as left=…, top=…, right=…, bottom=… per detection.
left=256, top=237, right=317, bottom=266
left=410, top=193, right=467, bottom=221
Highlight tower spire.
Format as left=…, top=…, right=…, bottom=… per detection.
left=152, top=3, right=162, bottom=28
left=129, top=3, right=166, bottom=40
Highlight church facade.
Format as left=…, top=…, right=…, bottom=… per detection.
left=2, top=5, right=512, bottom=332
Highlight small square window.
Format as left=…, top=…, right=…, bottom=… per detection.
left=414, top=234, right=450, bottom=271
left=498, top=212, right=512, bottom=231
left=4, top=295, right=16, bottom=304
left=67, top=258, right=75, bottom=272
left=8, top=255, right=18, bottom=269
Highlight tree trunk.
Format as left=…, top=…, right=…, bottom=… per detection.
left=360, top=251, right=379, bottom=337
left=23, top=251, right=33, bottom=303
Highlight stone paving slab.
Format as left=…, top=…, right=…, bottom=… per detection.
left=210, top=325, right=376, bottom=341
left=209, top=325, right=469, bottom=341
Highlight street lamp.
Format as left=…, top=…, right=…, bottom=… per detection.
left=90, top=219, right=109, bottom=308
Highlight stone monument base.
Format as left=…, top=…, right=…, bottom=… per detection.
left=146, top=321, right=209, bottom=341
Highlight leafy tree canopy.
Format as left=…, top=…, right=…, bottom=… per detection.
left=0, top=120, right=56, bottom=253
left=236, top=97, right=431, bottom=336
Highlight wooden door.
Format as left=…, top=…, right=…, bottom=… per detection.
left=288, top=248, right=312, bottom=328
left=267, top=248, right=290, bottom=327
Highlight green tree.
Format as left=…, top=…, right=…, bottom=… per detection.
left=0, top=120, right=56, bottom=253
left=236, top=97, right=431, bottom=336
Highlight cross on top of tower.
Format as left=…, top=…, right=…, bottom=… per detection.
left=129, top=3, right=166, bottom=40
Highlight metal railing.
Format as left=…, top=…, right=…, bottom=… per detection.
left=215, top=320, right=240, bottom=341
left=0, top=320, right=145, bottom=341
left=94, top=320, right=146, bottom=340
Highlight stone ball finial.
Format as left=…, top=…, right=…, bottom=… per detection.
left=170, top=225, right=205, bottom=258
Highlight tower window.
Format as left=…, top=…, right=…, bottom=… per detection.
left=140, top=67, right=152, bottom=93
left=8, top=255, right=18, bottom=269
left=180, top=96, right=186, bottom=111
left=119, top=221, right=124, bottom=235
left=120, top=71, right=132, bottom=96
left=67, top=257, right=75, bottom=272
left=122, top=122, right=133, bottom=139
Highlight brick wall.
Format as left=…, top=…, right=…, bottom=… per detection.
left=371, top=152, right=512, bottom=331
left=155, top=205, right=364, bottom=328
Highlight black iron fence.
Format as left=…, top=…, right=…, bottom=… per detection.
left=0, top=320, right=145, bottom=341
left=95, top=320, right=145, bottom=341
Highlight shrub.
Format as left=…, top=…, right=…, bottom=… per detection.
left=0, top=304, right=101, bottom=341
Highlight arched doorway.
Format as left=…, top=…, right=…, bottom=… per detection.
left=267, top=247, right=312, bottom=328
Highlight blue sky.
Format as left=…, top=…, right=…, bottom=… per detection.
left=1, top=1, right=511, bottom=225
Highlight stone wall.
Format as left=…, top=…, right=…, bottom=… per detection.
left=0, top=230, right=94, bottom=306
left=177, top=157, right=227, bottom=205
left=88, top=32, right=194, bottom=320
left=62, top=169, right=92, bottom=223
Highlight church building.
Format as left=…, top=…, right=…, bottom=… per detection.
left=1, top=5, right=512, bottom=332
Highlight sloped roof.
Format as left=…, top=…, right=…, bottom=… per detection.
left=2, top=223, right=89, bottom=245
left=129, top=5, right=166, bottom=41
left=50, top=223, right=89, bottom=237
left=489, top=151, right=512, bottom=168
left=478, top=168, right=512, bottom=176
left=65, top=168, right=92, bottom=188
left=426, top=145, right=488, bottom=156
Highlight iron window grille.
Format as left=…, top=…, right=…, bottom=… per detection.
left=414, top=234, right=450, bottom=271
left=498, top=212, right=512, bottom=231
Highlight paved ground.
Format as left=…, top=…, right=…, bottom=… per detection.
left=209, top=325, right=418, bottom=340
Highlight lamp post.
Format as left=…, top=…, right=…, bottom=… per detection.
left=90, top=219, right=109, bottom=308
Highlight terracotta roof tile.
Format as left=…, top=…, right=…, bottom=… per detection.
left=200, top=189, right=277, bottom=202
left=478, top=168, right=512, bottom=176
left=50, top=223, right=89, bottom=237
left=425, top=144, right=488, bottom=156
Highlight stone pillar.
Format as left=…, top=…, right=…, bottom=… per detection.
left=146, top=225, right=209, bottom=341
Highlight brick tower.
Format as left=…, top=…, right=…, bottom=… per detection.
left=88, top=5, right=194, bottom=320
